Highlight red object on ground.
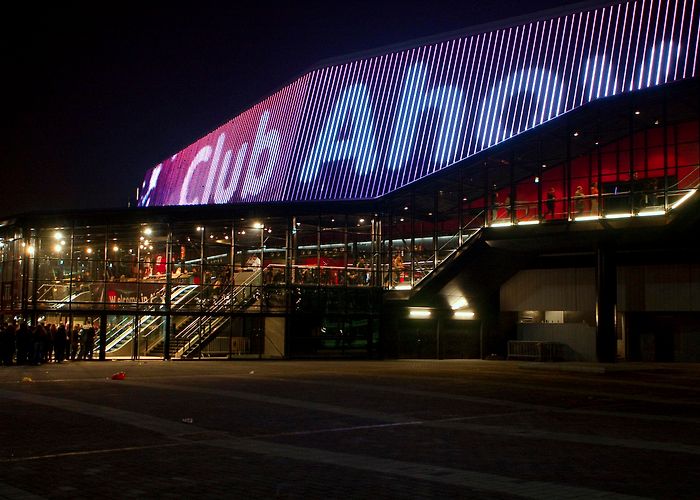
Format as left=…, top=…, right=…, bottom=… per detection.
left=111, top=372, right=126, bottom=380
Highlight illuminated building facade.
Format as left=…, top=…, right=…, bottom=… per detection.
left=2, top=0, right=699, bottom=361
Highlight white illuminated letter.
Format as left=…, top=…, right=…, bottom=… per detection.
left=386, top=64, right=464, bottom=171
left=140, top=164, right=162, bottom=207
left=178, top=145, right=212, bottom=205
left=241, top=110, right=281, bottom=199
left=202, top=133, right=226, bottom=204
left=213, top=143, right=248, bottom=203
left=298, top=83, right=377, bottom=182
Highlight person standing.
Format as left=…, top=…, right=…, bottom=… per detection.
left=574, top=186, right=585, bottom=216
left=54, top=323, right=67, bottom=363
left=71, top=324, right=81, bottom=360
left=392, top=253, right=403, bottom=285
left=590, top=182, right=599, bottom=215
left=86, top=324, right=96, bottom=360
left=545, top=187, right=556, bottom=219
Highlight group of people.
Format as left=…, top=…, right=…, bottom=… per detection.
left=545, top=182, right=600, bottom=218
left=0, top=321, right=97, bottom=366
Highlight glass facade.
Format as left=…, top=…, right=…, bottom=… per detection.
left=1, top=81, right=698, bottom=360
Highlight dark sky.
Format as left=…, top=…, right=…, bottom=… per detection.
left=4, top=0, right=575, bottom=216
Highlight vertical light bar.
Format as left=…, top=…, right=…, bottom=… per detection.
left=393, top=44, right=431, bottom=191
left=684, top=0, right=697, bottom=77
left=290, top=69, right=328, bottom=197
left=665, top=0, right=681, bottom=84
left=596, top=7, right=612, bottom=99
left=330, top=60, right=364, bottom=200
left=494, top=26, right=521, bottom=145
left=655, top=0, right=671, bottom=85
left=414, top=40, right=447, bottom=180
left=351, top=55, right=382, bottom=199
left=622, top=0, right=638, bottom=91
left=676, top=0, right=689, bottom=79
left=565, top=12, right=584, bottom=111
left=607, top=3, right=622, bottom=96
left=631, top=0, right=648, bottom=90
left=310, top=62, right=352, bottom=199
left=449, top=35, right=475, bottom=165
left=517, top=21, right=538, bottom=135
left=384, top=47, right=421, bottom=193
left=436, top=37, right=465, bottom=167
left=456, top=33, right=482, bottom=161
left=463, top=31, right=492, bottom=157
left=630, top=0, right=654, bottom=90
left=504, top=23, right=530, bottom=142
left=356, top=53, right=389, bottom=199
left=371, top=49, right=406, bottom=197
left=530, top=20, right=550, bottom=129
left=301, top=66, right=337, bottom=196
left=487, top=27, right=515, bottom=147
left=374, top=48, right=413, bottom=196
left=555, top=14, right=573, bottom=117
left=646, top=0, right=663, bottom=88
left=476, top=28, right=506, bottom=150
left=295, top=66, right=333, bottom=188
left=539, top=18, right=557, bottom=124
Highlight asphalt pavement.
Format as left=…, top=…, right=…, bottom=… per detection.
left=1, top=359, right=699, bottom=499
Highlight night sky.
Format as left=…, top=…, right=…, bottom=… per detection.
left=4, top=0, right=574, bottom=216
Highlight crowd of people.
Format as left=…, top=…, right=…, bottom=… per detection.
left=0, top=321, right=97, bottom=366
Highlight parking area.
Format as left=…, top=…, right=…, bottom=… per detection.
left=1, top=360, right=699, bottom=499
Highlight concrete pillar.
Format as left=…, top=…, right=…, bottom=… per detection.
left=596, top=246, right=617, bottom=362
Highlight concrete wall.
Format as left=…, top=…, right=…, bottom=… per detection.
left=518, top=323, right=597, bottom=361
left=264, top=317, right=285, bottom=358
left=502, top=264, right=700, bottom=313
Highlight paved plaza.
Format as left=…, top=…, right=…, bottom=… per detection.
left=1, top=359, right=699, bottom=499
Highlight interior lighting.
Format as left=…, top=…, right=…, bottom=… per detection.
left=637, top=210, right=666, bottom=217
left=518, top=220, right=540, bottom=225
left=60, top=240, right=66, bottom=246
left=143, top=227, right=152, bottom=236
left=54, top=231, right=63, bottom=240
left=454, top=311, right=475, bottom=320
left=400, top=218, right=405, bottom=222
left=534, top=176, right=539, bottom=183
left=140, top=236, right=145, bottom=241
left=113, top=245, right=119, bottom=252
left=605, top=213, right=632, bottom=219
left=53, top=244, right=62, bottom=253
left=450, top=297, right=469, bottom=310
left=671, top=189, right=697, bottom=209
left=254, top=222, right=264, bottom=229
left=404, top=206, right=409, bottom=211
left=197, top=226, right=203, bottom=231
left=634, top=110, right=641, bottom=115
left=575, top=215, right=600, bottom=221
left=490, top=222, right=512, bottom=227
left=409, top=309, right=431, bottom=318
left=86, top=247, right=93, bottom=254
left=573, top=131, right=579, bottom=137
left=359, top=218, right=365, bottom=223
left=394, top=284, right=412, bottom=290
